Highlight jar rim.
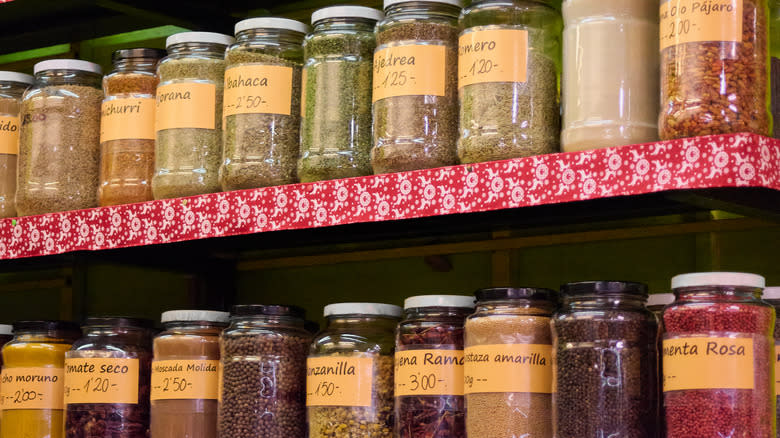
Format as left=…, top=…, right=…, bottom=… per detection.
left=112, top=48, right=167, bottom=63
left=161, top=310, right=230, bottom=324
left=235, top=17, right=310, bottom=35
left=560, top=281, right=647, bottom=297
left=166, top=31, right=234, bottom=48
left=671, top=272, right=765, bottom=290
left=84, top=316, right=155, bottom=329
left=13, top=320, right=81, bottom=336
left=231, top=304, right=305, bottom=319
left=404, top=294, right=475, bottom=309
left=475, top=287, right=557, bottom=302
left=34, top=59, right=102, bottom=75
left=324, top=302, right=402, bottom=318
left=646, top=293, right=675, bottom=307
left=385, top=0, right=463, bottom=9
left=312, top=6, right=384, bottom=24
left=0, top=71, right=34, bottom=85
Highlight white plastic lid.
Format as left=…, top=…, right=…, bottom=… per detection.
left=762, top=287, right=780, bottom=300
left=672, top=272, right=765, bottom=289
left=0, top=72, right=34, bottom=85
left=166, top=32, right=235, bottom=48
left=0, top=324, right=12, bottom=335
left=312, top=6, right=384, bottom=24
left=235, top=17, right=310, bottom=35
left=34, top=59, right=102, bottom=75
left=324, top=302, right=402, bottom=318
left=161, top=310, right=230, bottom=324
left=404, top=295, right=475, bottom=309
left=385, top=0, right=462, bottom=9
left=646, top=293, right=675, bottom=307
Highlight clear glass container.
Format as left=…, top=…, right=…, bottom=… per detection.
left=552, top=281, right=658, bottom=437
left=99, top=48, right=165, bottom=206
left=16, top=60, right=103, bottom=216
left=764, top=286, right=780, bottom=438
left=221, top=18, right=308, bottom=191
left=308, top=303, right=402, bottom=438
left=0, top=73, right=32, bottom=218
left=153, top=32, right=233, bottom=199
left=218, top=304, right=311, bottom=438
left=458, top=0, right=562, bottom=163
left=372, top=0, right=461, bottom=174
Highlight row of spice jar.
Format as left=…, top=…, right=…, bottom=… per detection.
left=0, top=271, right=777, bottom=437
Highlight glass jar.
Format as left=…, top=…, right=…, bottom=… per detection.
left=552, top=281, right=658, bottom=437
left=0, top=320, right=80, bottom=438
left=218, top=304, right=311, bottom=438
left=298, top=7, right=383, bottom=182
left=64, top=317, right=154, bottom=438
left=308, top=303, right=402, bottom=438
left=659, top=0, right=771, bottom=140
left=16, top=60, right=103, bottom=216
left=458, top=0, right=561, bottom=163
left=464, top=287, right=555, bottom=436
left=0, top=72, right=32, bottom=218
left=663, top=273, right=775, bottom=437
left=372, top=0, right=461, bottom=174
left=153, top=32, right=233, bottom=199
left=99, top=48, right=165, bottom=207
left=561, top=0, right=657, bottom=151
left=395, top=295, right=473, bottom=438
left=763, top=286, right=780, bottom=437
left=221, top=18, right=308, bottom=190
left=150, top=310, right=229, bottom=438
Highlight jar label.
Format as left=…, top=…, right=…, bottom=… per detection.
left=306, top=356, right=374, bottom=407
left=458, top=28, right=528, bottom=89
left=100, top=97, right=156, bottom=143
left=0, top=115, right=20, bottom=155
left=662, top=337, right=754, bottom=391
left=63, top=358, right=139, bottom=404
left=150, top=359, right=219, bottom=401
left=0, top=367, right=64, bottom=410
left=155, top=82, right=216, bottom=131
left=463, top=344, right=552, bottom=394
left=372, top=43, right=446, bottom=102
left=394, top=349, right=464, bottom=396
left=659, top=0, right=743, bottom=51
left=223, top=64, right=294, bottom=117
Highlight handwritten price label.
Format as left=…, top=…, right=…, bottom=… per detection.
left=306, top=356, right=373, bottom=407
left=64, top=358, right=139, bottom=404
left=372, top=44, right=446, bottom=102
left=0, top=367, right=64, bottom=410
left=0, top=115, right=21, bottom=155
left=151, top=360, right=219, bottom=401
left=223, top=64, right=294, bottom=117
left=659, top=0, right=743, bottom=50
left=394, top=349, right=464, bottom=396
left=458, top=27, right=528, bottom=89
left=463, top=344, right=552, bottom=394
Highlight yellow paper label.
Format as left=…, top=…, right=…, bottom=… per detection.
left=662, top=337, right=754, bottom=391
left=224, top=64, right=293, bottom=117
left=300, top=68, right=308, bottom=118
left=217, top=362, right=223, bottom=403
left=64, top=358, right=139, bottom=404
left=100, top=97, right=156, bottom=143
left=155, top=82, right=216, bottom=131
left=306, top=356, right=374, bottom=407
left=659, top=0, right=743, bottom=50
left=458, top=28, right=528, bottom=89
left=151, top=360, right=219, bottom=401
left=463, top=344, right=552, bottom=394
left=394, top=349, right=464, bottom=396
left=0, top=116, right=20, bottom=155
left=0, top=367, right=64, bottom=410
left=372, top=44, right=446, bottom=102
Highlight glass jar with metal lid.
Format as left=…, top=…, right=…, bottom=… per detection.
left=308, top=302, right=402, bottom=438
left=0, top=72, right=33, bottom=218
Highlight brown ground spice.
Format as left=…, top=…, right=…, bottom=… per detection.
left=0, top=94, right=20, bottom=218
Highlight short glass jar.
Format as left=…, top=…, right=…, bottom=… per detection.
left=308, top=303, right=402, bottom=438
left=153, top=32, right=234, bottom=199
left=150, top=310, right=229, bottom=438
left=16, top=60, right=103, bottom=216
left=218, top=304, right=311, bottom=438
left=0, top=72, right=33, bottom=218
left=221, top=18, right=308, bottom=190
left=662, top=273, right=775, bottom=437
left=99, top=48, right=165, bottom=206
left=763, top=286, right=780, bottom=437
left=64, top=317, right=154, bottom=438
left=372, top=0, right=461, bottom=174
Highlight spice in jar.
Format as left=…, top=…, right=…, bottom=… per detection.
left=659, top=0, right=771, bottom=140
left=218, top=305, right=311, bottom=438
left=308, top=303, right=402, bottom=438
left=0, top=72, right=32, bottom=218
left=99, top=48, right=165, bottom=206
left=371, top=0, right=461, bottom=174
left=221, top=18, right=308, bottom=190
left=395, top=295, right=474, bottom=438
left=16, top=60, right=103, bottom=216
left=762, top=286, right=780, bottom=436
left=150, top=310, right=228, bottom=438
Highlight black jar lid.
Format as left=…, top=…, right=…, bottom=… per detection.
left=112, top=48, right=167, bottom=63
left=13, top=320, right=81, bottom=336
left=83, top=316, right=155, bottom=329
left=560, top=281, right=648, bottom=297
left=231, top=304, right=305, bottom=319
left=475, top=287, right=557, bottom=302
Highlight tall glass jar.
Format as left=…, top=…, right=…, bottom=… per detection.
left=763, top=286, right=780, bottom=437
left=561, top=0, right=658, bottom=151
left=218, top=304, right=311, bottom=438
left=0, top=72, right=32, bottom=218
left=372, top=0, right=461, bottom=174
left=99, top=48, right=165, bottom=206
left=63, top=317, right=154, bottom=438
left=221, top=18, right=308, bottom=190
left=16, top=60, right=103, bottom=216
left=153, top=32, right=233, bottom=199
left=663, top=273, right=775, bottom=437
left=458, top=0, right=561, bottom=163
left=0, top=320, right=80, bottom=438
left=308, top=303, right=402, bottom=438
left=659, top=0, right=771, bottom=139
left=298, top=7, right=383, bottom=182
left=395, top=295, right=474, bottom=438
left=552, top=281, right=658, bottom=437
left=150, top=310, right=228, bottom=438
